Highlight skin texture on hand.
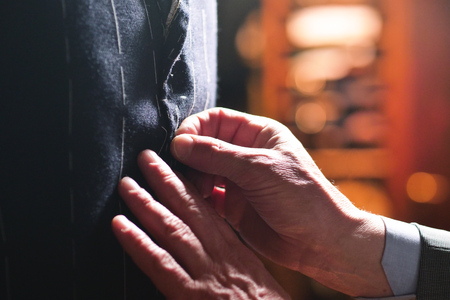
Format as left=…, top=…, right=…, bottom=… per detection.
left=170, top=108, right=393, bottom=298
left=111, top=150, right=290, bottom=300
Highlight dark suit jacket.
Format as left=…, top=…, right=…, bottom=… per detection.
left=0, top=0, right=217, bottom=298
left=415, top=224, right=450, bottom=300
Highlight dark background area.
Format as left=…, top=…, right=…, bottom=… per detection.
left=216, top=0, right=260, bottom=112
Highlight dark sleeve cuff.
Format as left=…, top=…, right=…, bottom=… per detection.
left=413, top=223, right=450, bottom=299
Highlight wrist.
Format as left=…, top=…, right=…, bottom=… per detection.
left=336, top=212, right=393, bottom=297
left=296, top=188, right=393, bottom=297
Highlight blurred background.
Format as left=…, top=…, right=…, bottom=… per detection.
left=216, top=0, right=450, bottom=298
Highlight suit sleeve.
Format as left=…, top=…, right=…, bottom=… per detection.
left=413, top=223, right=450, bottom=300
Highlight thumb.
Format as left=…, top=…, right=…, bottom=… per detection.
left=171, top=134, right=262, bottom=184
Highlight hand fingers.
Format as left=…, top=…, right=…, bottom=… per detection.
left=137, top=150, right=242, bottom=251
left=117, top=177, right=209, bottom=277
left=171, top=134, right=271, bottom=186
left=175, top=107, right=287, bottom=149
left=111, top=215, right=193, bottom=298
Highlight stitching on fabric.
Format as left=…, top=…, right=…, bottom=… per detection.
left=69, top=187, right=75, bottom=224
left=61, top=0, right=67, bottom=18
left=168, top=48, right=175, bottom=60
left=153, top=50, right=158, bottom=84
left=119, top=68, right=127, bottom=300
left=204, top=91, right=210, bottom=111
left=68, top=79, right=73, bottom=137
left=119, top=115, right=127, bottom=299
left=119, top=118, right=126, bottom=187
left=62, top=1, right=77, bottom=297
left=113, top=4, right=127, bottom=295
left=175, top=105, right=180, bottom=129
left=68, top=78, right=73, bottom=136
left=120, top=67, right=126, bottom=106
left=156, top=94, right=161, bottom=117
left=189, top=4, right=192, bottom=49
left=68, top=79, right=74, bottom=223
left=65, top=37, right=71, bottom=64
left=159, top=126, right=168, bottom=155
left=155, top=0, right=166, bottom=36
left=119, top=66, right=126, bottom=188
left=111, top=0, right=123, bottom=54
left=201, top=9, right=210, bottom=84
left=142, top=0, right=154, bottom=40
left=188, top=61, right=196, bottom=116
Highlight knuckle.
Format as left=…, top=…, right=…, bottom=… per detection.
left=158, top=164, right=178, bottom=184
left=128, top=188, right=154, bottom=209
left=163, top=216, right=193, bottom=242
left=157, top=250, right=177, bottom=270
left=150, top=249, right=184, bottom=280
left=130, top=231, right=152, bottom=251
left=209, top=139, right=225, bottom=156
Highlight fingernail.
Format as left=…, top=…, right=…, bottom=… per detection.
left=120, top=177, right=140, bottom=190
left=140, top=149, right=159, bottom=163
left=112, top=215, right=131, bottom=233
left=172, top=134, right=194, bottom=161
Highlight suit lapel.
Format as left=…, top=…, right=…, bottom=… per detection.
left=160, top=0, right=189, bottom=86
left=165, top=0, right=181, bottom=37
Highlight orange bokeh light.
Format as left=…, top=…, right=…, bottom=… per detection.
left=406, top=172, right=450, bottom=204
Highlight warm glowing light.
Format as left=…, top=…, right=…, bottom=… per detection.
left=315, top=125, right=347, bottom=148
left=407, top=172, right=450, bottom=204
left=343, top=111, right=386, bottom=146
left=287, top=45, right=378, bottom=94
left=295, top=102, right=327, bottom=134
left=346, top=44, right=377, bottom=68
left=290, top=48, right=351, bottom=86
left=286, top=68, right=325, bottom=95
left=286, top=5, right=383, bottom=48
left=316, top=91, right=347, bottom=122
left=310, top=149, right=389, bottom=179
left=338, top=180, right=393, bottom=216
left=235, top=11, right=264, bottom=68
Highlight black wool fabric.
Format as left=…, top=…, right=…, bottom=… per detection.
left=414, top=224, right=450, bottom=300
left=0, top=0, right=217, bottom=299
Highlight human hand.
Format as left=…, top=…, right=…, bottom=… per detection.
left=170, top=108, right=392, bottom=297
left=112, top=150, right=290, bottom=299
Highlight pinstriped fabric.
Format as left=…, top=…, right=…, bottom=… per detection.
left=0, top=0, right=217, bottom=299
left=110, top=0, right=127, bottom=296
left=63, top=0, right=78, bottom=296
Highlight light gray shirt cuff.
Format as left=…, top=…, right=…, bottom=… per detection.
left=380, top=216, right=421, bottom=296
